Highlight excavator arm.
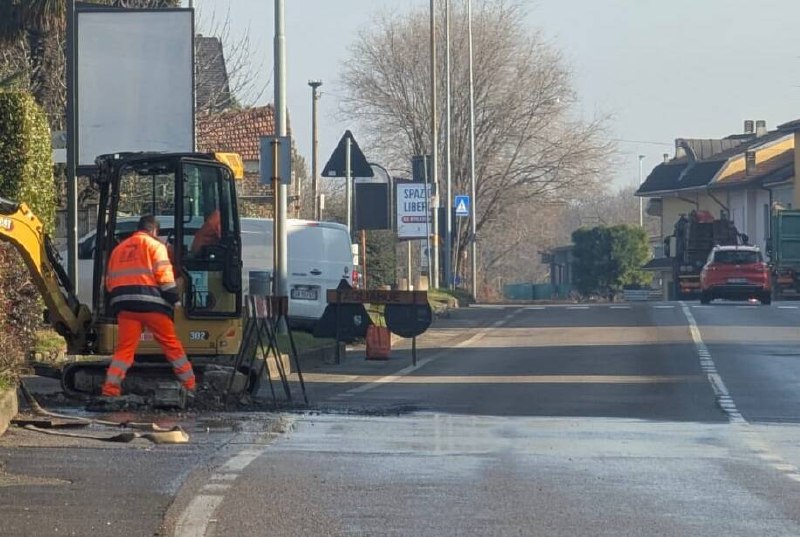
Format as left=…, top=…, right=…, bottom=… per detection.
left=0, top=197, right=93, bottom=354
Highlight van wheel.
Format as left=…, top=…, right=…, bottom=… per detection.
left=700, top=292, right=712, bottom=305
left=761, top=293, right=772, bottom=306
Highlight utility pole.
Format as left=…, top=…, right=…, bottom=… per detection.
left=66, top=0, right=78, bottom=295
left=429, top=0, right=440, bottom=289
left=467, top=0, right=478, bottom=300
left=639, top=155, right=645, bottom=227
left=308, top=80, right=322, bottom=220
left=274, top=0, right=288, bottom=314
left=444, top=0, right=453, bottom=290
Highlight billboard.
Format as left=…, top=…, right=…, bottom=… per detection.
left=396, top=183, right=431, bottom=239
left=76, top=8, right=194, bottom=167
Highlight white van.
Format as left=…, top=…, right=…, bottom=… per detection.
left=240, top=218, right=353, bottom=326
left=68, top=217, right=353, bottom=326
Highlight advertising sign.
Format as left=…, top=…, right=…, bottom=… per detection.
left=76, top=8, right=194, bottom=167
left=396, top=183, right=431, bottom=239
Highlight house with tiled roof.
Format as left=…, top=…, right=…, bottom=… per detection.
left=197, top=105, right=279, bottom=215
left=636, top=119, right=800, bottom=296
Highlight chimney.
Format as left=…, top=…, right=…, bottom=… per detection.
left=663, top=153, right=670, bottom=163
left=674, top=139, right=686, bottom=159
left=756, top=120, right=767, bottom=137
left=744, top=120, right=755, bottom=134
left=745, top=150, right=756, bottom=175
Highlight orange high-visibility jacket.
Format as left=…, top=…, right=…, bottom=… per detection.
left=106, top=231, right=180, bottom=317
left=190, top=210, right=221, bottom=254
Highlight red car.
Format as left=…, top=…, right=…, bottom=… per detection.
left=700, top=245, right=771, bottom=305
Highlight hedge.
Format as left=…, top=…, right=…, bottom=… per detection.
left=0, top=91, right=56, bottom=231
left=0, top=91, right=56, bottom=383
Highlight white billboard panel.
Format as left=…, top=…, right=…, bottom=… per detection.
left=396, top=183, right=431, bottom=239
left=77, top=9, right=194, bottom=167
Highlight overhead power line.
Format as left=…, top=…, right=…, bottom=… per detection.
left=611, top=138, right=673, bottom=147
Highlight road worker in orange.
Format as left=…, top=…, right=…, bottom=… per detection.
left=101, top=215, right=196, bottom=397
left=190, top=208, right=221, bottom=254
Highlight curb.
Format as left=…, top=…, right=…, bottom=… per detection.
left=0, top=386, right=18, bottom=437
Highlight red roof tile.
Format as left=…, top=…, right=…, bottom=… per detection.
left=197, top=105, right=276, bottom=161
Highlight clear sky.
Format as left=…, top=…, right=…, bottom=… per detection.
left=190, top=0, right=800, bottom=191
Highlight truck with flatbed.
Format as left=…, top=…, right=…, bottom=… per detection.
left=664, top=210, right=747, bottom=300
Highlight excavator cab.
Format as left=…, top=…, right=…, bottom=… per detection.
left=65, top=152, right=250, bottom=401
left=92, top=153, right=242, bottom=319
left=0, top=151, right=253, bottom=404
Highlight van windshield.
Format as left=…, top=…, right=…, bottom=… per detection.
left=713, top=250, right=761, bottom=264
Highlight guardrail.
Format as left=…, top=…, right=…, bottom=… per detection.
left=622, top=289, right=664, bottom=302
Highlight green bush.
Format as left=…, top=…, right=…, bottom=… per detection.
left=0, top=91, right=56, bottom=230
left=0, top=91, right=55, bottom=382
left=572, top=224, right=651, bottom=298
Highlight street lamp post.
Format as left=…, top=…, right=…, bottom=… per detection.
left=444, top=0, right=453, bottom=290
left=274, top=0, right=288, bottom=328
left=429, top=0, right=440, bottom=289
left=467, top=0, right=478, bottom=300
left=308, top=80, right=322, bottom=220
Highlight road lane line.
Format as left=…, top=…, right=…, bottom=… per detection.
left=524, top=306, right=546, bottom=310
left=680, top=302, right=745, bottom=424
left=566, top=306, right=589, bottom=310
left=609, top=305, right=631, bottom=310
left=220, top=449, right=263, bottom=472
left=175, top=418, right=294, bottom=537
left=653, top=305, right=674, bottom=309
left=345, top=308, right=523, bottom=395
left=778, top=306, right=798, bottom=309
left=175, top=495, right=225, bottom=537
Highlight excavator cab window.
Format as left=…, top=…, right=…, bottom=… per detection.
left=179, top=160, right=241, bottom=318
left=94, top=154, right=241, bottom=320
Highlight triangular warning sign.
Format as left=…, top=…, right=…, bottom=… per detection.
left=456, top=199, right=468, bottom=214
left=322, top=130, right=375, bottom=178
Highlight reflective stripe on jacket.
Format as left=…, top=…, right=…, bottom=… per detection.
left=106, top=231, right=180, bottom=316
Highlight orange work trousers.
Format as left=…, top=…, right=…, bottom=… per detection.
left=101, top=311, right=196, bottom=397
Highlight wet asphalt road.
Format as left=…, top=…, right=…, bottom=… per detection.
left=4, top=301, right=800, bottom=535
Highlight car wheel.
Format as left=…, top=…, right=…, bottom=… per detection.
left=760, top=292, right=772, bottom=306
left=700, top=292, right=712, bottom=305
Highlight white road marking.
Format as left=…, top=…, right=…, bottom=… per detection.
left=209, top=473, right=238, bottom=482
left=175, top=418, right=295, bottom=537
left=344, top=308, right=522, bottom=395
left=654, top=305, right=675, bottom=309
left=778, top=306, right=798, bottom=309
left=524, top=306, right=546, bottom=310
left=174, top=495, right=224, bottom=537
left=220, top=449, right=263, bottom=472
left=680, top=302, right=744, bottom=424
left=566, top=306, right=590, bottom=310
left=202, top=483, right=231, bottom=493
left=609, top=305, right=631, bottom=310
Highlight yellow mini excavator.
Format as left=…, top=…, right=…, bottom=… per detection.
left=0, top=151, right=253, bottom=406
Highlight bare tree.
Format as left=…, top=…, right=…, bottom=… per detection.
left=193, top=2, right=268, bottom=114
left=339, top=0, right=613, bottom=296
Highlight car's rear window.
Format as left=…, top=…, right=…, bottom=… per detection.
left=713, top=250, right=762, bottom=264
